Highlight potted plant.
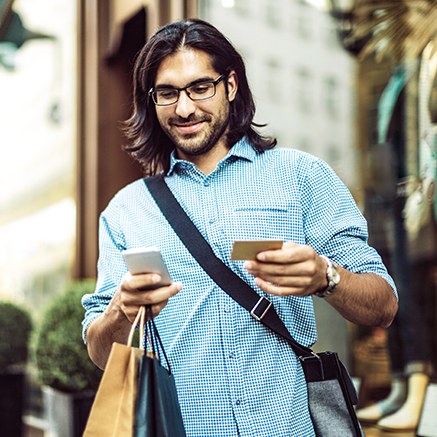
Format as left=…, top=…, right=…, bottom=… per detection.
left=0, top=301, right=33, bottom=437
left=34, top=279, right=103, bottom=437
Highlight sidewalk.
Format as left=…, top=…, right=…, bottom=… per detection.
left=23, top=421, right=416, bottom=437
left=363, top=424, right=415, bottom=437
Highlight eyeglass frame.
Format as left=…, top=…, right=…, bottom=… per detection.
left=148, top=74, right=226, bottom=106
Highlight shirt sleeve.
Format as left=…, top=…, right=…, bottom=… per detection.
left=81, top=198, right=128, bottom=343
left=300, top=155, right=397, bottom=297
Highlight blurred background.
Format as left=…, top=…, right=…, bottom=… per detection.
left=0, top=0, right=76, bottom=309
left=0, top=0, right=359, bottom=310
left=0, top=0, right=436, bottom=436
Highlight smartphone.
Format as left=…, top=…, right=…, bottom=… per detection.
left=122, top=247, right=172, bottom=289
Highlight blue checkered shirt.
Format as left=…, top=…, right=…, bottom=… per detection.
left=82, top=137, right=395, bottom=436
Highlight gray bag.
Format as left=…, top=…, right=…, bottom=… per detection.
left=145, top=175, right=365, bottom=437
left=301, top=351, right=365, bottom=436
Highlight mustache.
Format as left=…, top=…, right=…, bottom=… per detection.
left=168, top=114, right=212, bottom=124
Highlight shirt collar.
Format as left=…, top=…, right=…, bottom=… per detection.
left=167, top=136, right=256, bottom=176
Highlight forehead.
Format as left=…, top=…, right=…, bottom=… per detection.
left=154, top=49, right=218, bottom=87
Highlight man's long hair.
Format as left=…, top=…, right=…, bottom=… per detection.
left=123, top=19, right=276, bottom=175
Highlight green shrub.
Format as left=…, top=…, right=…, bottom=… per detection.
left=0, top=302, right=32, bottom=370
left=34, top=279, right=103, bottom=393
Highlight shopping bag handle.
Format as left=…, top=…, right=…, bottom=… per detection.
left=126, top=306, right=172, bottom=375
left=143, top=305, right=173, bottom=375
left=127, top=305, right=146, bottom=349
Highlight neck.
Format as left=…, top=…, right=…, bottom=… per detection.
left=176, top=142, right=230, bottom=175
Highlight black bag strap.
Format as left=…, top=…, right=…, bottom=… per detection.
left=144, top=174, right=314, bottom=359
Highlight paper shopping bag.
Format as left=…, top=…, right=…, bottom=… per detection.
left=82, top=343, right=143, bottom=437
left=83, top=307, right=146, bottom=437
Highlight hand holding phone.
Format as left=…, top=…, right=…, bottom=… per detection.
left=122, top=247, right=172, bottom=290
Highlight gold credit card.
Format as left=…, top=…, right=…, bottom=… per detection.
left=230, top=240, right=283, bottom=260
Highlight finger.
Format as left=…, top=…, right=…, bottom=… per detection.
left=253, top=277, right=307, bottom=297
left=123, top=272, right=162, bottom=291
left=145, top=302, right=169, bottom=320
left=244, top=260, right=289, bottom=276
left=136, top=282, right=182, bottom=305
left=119, top=281, right=182, bottom=322
left=252, top=271, right=313, bottom=288
left=257, top=242, right=316, bottom=264
left=244, top=259, right=316, bottom=278
left=123, top=281, right=182, bottom=304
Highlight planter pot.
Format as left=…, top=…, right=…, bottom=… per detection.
left=42, top=386, right=94, bottom=437
left=0, top=371, right=25, bottom=437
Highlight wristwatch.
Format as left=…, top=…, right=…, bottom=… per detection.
left=314, top=255, right=340, bottom=298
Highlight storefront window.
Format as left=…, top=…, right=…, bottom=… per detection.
left=0, top=0, right=77, bottom=308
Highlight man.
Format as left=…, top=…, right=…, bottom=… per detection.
left=82, top=19, right=398, bottom=436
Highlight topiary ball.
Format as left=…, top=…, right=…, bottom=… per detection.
left=34, top=279, right=103, bottom=393
left=0, top=302, right=32, bottom=370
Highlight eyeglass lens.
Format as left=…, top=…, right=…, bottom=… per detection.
left=153, top=82, right=216, bottom=105
left=151, top=74, right=227, bottom=106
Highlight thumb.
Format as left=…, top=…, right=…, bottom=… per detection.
left=282, top=241, right=300, bottom=250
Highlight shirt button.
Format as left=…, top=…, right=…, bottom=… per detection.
left=236, top=400, right=242, bottom=406
left=224, top=305, right=230, bottom=313
left=229, top=352, right=235, bottom=359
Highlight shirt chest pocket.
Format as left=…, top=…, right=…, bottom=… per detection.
left=227, top=202, right=300, bottom=242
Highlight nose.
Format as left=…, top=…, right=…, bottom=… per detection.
left=174, top=90, right=196, bottom=119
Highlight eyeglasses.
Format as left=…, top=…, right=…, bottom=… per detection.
left=149, top=74, right=226, bottom=106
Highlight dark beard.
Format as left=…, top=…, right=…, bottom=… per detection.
left=163, top=110, right=230, bottom=158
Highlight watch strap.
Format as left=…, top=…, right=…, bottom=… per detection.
left=314, top=255, right=339, bottom=298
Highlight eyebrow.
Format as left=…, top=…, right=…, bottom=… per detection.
left=154, top=76, right=217, bottom=90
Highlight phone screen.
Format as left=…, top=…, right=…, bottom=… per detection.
left=122, top=247, right=172, bottom=289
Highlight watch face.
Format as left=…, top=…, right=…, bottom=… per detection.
left=315, top=256, right=340, bottom=297
left=325, top=261, right=340, bottom=295
left=330, top=264, right=340, bottom=286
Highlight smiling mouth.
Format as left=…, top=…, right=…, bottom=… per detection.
left=174, top=121, right=205, bottom=134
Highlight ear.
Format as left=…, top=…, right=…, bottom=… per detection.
left=227, top=70, right=238, bottom=102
